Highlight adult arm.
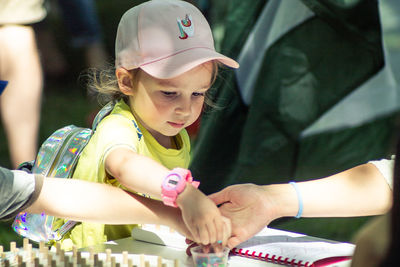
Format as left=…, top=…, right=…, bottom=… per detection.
left=286, top=163, right=392, bottom=217
left=210, top=163, right=392, bottom=248
left=0, top=168, right=42, bottom=220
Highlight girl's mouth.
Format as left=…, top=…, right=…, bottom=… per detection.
left=168, top=121, right=185, bottom=128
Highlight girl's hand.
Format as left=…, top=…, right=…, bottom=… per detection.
left=184, top=216, right=231, bottom=256
left=164, top=205, right=195, bottom=241
left=176, top=184, right=231, bottom=246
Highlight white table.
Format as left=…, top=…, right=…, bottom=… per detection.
left=81, top=236, right=352, bottom=267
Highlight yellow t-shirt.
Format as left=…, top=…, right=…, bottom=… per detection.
left=54, top=99, right=191, bottom=249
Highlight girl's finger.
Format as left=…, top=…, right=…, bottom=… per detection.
left=207, top=218, right=217, bottom=244
left=199, top=223, right=210, bottom=245
left=189, top=224, right=200, bottom=244
left=215, top=216, right=224, bottom=245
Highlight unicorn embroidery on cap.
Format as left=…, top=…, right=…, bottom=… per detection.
left=177, top=14, right=194, bottom=39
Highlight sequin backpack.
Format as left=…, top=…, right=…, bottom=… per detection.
left=12, top=102, right=115, bottom=244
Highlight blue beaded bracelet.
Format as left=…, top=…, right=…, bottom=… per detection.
left=289, top=181, right=303, bottom=218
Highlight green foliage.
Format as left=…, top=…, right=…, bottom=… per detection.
left=0, top=221, right=23, bottom=249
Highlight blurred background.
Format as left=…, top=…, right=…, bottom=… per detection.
left=1, top=0, right=400, bottom=249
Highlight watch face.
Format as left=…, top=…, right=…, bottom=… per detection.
left=164, top=173, right=181, bottom=189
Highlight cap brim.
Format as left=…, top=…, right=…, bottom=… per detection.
left=140, top=47, right=239, bottom=79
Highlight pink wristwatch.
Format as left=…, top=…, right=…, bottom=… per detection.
left=161, top=168, right=200, bottom=207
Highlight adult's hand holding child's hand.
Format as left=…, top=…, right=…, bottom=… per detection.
left=209, top=183, right=276, bottom=249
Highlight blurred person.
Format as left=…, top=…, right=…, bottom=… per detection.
left=0, top=0, right=45, bottom=168
left=57, top=0, right=108, bottom=69
left=37, top=0, right=109, bottom=79
left=351, top=215, right=390, bottom=267
left=351, top=134, right=400, bottom=267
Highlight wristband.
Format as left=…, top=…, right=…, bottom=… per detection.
left=289, top=181, right=303, bottom=218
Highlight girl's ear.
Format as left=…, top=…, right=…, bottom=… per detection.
left=116, top=68, right=134, bottom=96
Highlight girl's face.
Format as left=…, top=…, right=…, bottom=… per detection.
left=128, top=62, right=213, bottom=145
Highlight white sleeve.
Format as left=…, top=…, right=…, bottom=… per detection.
left=368, top=156, right=395, bottom=190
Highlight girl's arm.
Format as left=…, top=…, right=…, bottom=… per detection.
left=105, top=148, right=169, bottom=199
left=25, top=177, right=192, bottom=238
left=105, top=147, right=231, bottom=245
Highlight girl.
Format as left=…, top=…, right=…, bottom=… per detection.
left=54, top=0, right=239, bottom=249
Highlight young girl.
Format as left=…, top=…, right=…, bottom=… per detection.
left=54, top=0, right=239, bottom=249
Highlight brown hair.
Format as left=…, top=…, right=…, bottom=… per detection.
left=86, top=61, right=221, bottom=107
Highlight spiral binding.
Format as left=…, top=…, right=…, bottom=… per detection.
left=230, top=247, right=313, bottom=267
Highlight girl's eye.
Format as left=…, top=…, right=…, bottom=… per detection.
left=161, top=91, right=176, bottom=97
left=192, top=92, right=205, bottom=97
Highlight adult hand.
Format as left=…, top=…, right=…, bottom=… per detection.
left=209, top=183, right=278, bottom=248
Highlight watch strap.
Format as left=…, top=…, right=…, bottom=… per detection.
left=161, top=168, right=200, bottom=207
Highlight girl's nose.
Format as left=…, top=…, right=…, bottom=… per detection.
left=175, top=97, right=191, bottom=116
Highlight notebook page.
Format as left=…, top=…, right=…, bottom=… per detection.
left=234, top=228, right=355, bottom=264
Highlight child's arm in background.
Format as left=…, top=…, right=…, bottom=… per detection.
left=25, top=177, right=193, bottom=239
left=105, top=147, right=231, bottom=245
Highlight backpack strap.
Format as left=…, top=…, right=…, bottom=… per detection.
left=92, top=102, right=115, bottom=131
left=53, top=102, right=115, bottom=238
left=54, top=102, right=115, bottom=240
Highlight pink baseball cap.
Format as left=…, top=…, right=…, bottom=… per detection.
left=115, top=0, right=239, bottom=79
